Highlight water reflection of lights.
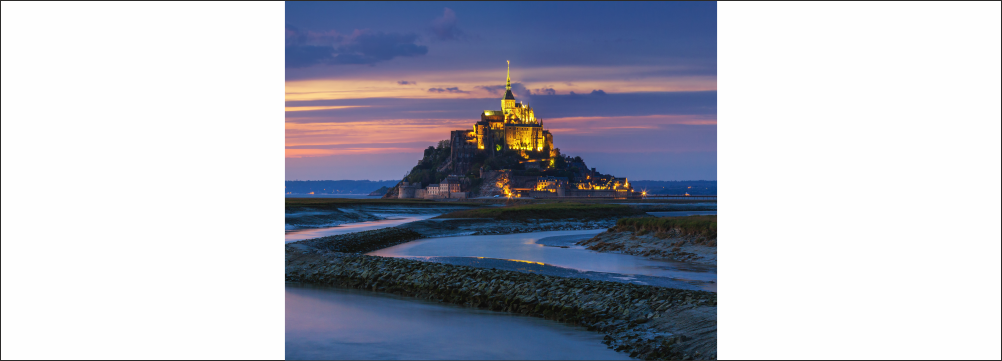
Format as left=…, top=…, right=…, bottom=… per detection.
left=476, top=257, right=545, bottom=266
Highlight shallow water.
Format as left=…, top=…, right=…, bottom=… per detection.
left=285, top=194, right=378, bottom=198
left=617, top=202, right=717, bottom=207
left=647, top=211, right=717, bottom=217
left=285, top=284, right=633, bottom=360
left=285, top=214, right=438, bottom=243
left=402, top=256, right=712, bottom=290
left=367, top=230, right=716, bottom=291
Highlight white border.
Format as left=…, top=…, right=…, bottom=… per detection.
left=2, top=2, right=285, bottom=359
left=719, top=2, right=1001, bottom=359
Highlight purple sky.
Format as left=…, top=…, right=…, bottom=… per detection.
left=286, top=2, right=716, bottom=181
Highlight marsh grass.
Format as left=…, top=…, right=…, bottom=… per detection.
left=615, top=215, right=717, bottom=242
left=436, top=202, right=646, bottom=220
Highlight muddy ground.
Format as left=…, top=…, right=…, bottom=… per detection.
left=578, top=231, right=717, bottom=266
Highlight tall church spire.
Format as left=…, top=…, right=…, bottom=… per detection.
left=506, top=60, right=511, bottom=91
left=502, top=60, right=516, bottom=111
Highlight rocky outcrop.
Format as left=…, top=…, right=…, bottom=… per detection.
left=381, top=181, right=403, bottom=199
left=286, top=250, right=717, bottom=360
left=436, top=158, right=453, bottom=173
left=474, top=170, right=510, bottom=197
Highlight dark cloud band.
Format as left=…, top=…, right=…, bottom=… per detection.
left=286, top=25, right=428, bottom=68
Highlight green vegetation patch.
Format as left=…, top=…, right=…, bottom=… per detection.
left=615, top=215, right=717, bottom=241
left=437, top=202, right=646, bottom=221
left=293, top=227, right=423, bottom=253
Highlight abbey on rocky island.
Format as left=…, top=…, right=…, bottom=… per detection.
left=393, top=62, right=636, bottom=200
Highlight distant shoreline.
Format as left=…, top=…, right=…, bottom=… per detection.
left=284, top=193, right=379, bottom=197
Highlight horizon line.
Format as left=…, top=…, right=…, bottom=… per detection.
left=284, top=179, right=718, bottom=182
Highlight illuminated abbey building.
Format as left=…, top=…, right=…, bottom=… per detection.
left=450, top=61, right=554, bottom=175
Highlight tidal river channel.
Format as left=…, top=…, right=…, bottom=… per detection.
left=286, top=284, right=631, bottom=360
left=285, top=214, right=438, bottom=243
left=286, top=211, right=715, bottom=359
left=368, top=230, right=716, bottom=291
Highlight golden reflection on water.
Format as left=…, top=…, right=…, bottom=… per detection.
left=475, top=256, right=546, bottom=266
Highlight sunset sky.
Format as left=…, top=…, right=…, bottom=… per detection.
left=286, top=2, right=716, bottom=181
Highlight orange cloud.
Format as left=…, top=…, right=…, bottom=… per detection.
left=285, top=119, right=470, bottom=158
left=286, top=147, right=422, bottom=157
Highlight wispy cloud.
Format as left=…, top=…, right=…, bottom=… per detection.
left=535, top=87, right=556, bottom=95
left=476, top=85, right=506, bottom=95
left=284, top=105, right=370, bottom=112
left=285, top=66, right=714, bottom=101
left=285, top=25, right=427, bottom=68
left=286, top=119, right=469, bottom=157
left=430, top=8, right=462, bottom=40
left=427, top=87, right=469, bottom=94
left=545, top=114, right=716, bottom=134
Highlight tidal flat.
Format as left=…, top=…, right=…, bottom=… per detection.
left=285, top=201, right=479, bottom=230
left=285, top=199, right=717, bottom=360
left=579, top=216, right=718, bottom=265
